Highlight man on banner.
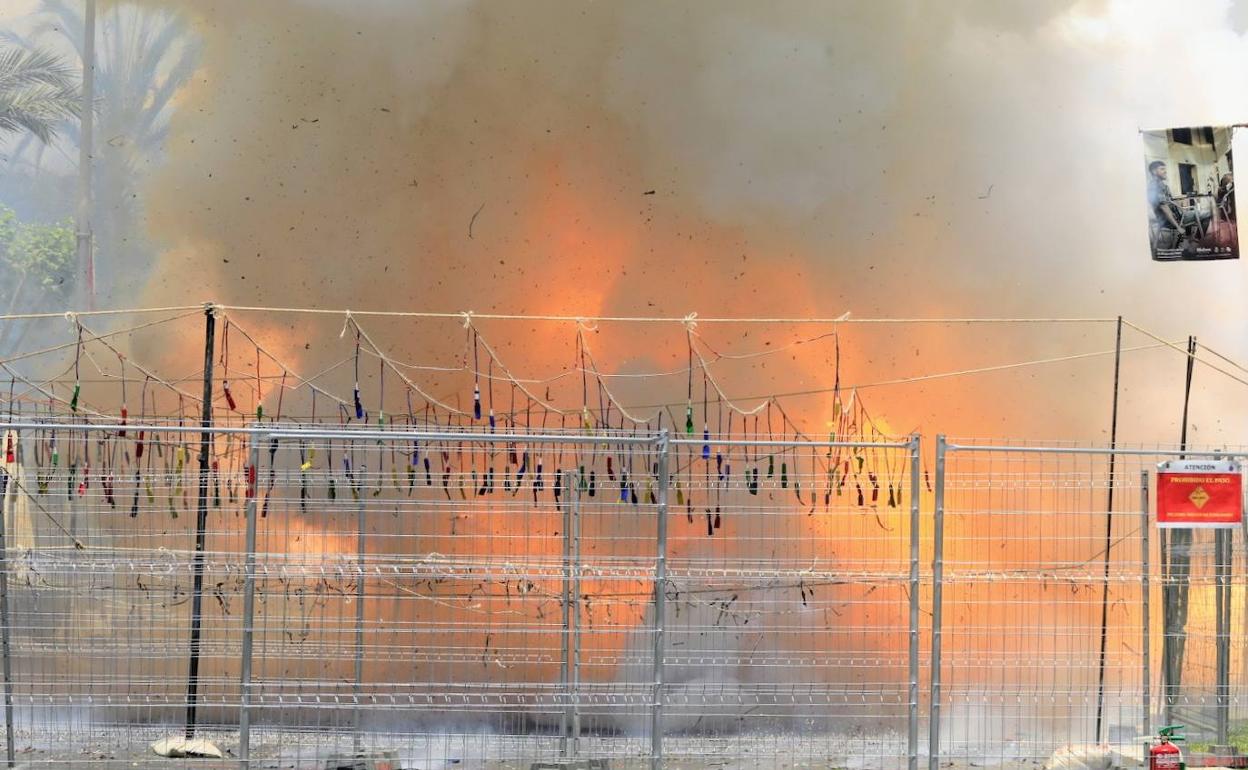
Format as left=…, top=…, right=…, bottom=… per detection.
left=1148, top=161, right=1209, bottom=234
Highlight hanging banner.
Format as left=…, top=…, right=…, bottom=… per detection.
left=1143, top=126, right=1239, bottom=261
left=1156, top=459, right=1242, bottom=528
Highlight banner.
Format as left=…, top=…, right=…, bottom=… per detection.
left=1156, top=459, right=1242, bottom=528
left=1143, top=126, right=1238, bottom=261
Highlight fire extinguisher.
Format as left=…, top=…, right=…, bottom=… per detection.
left=1149, top=725, right=1184, bottom=770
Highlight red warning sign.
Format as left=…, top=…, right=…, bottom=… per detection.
left=1156, top=459, right=1242, bottom=529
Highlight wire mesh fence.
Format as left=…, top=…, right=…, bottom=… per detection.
left=2, top=423, right=1246, bottom=769
left=0, top=423, right=919, bottom=769
left=931, top=438, right=1248, bottom=769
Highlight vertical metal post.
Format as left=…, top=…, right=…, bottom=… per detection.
left=353, top=456, right=367, bottom=752
left=238, top=433, right=261, bottom=769
left=651, top=432, right=670, bottom=770
left=1164, top=335, right=1198, bottom=724
left=1215, top=528, right=1230, bottom=746
left=185, top=303, right=216, bottom=738
left=928, top=436, right=946, bottom=770
left=0, top=441, right=16, bottom=769
left=1140, top=470, right=1151, bottom=739
left=570, top=468, right=583, bottom=756
left=559, top=470, right=571, bottom=758
left=1094, top=316, right=1123, bottom=744
left=908, top=435, right=921, bottom=770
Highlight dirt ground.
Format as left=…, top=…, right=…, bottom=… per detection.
left=0, top=729, right=1139, bottom=770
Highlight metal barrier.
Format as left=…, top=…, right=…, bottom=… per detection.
left=0, top=422, right=920, bottom=769
left=6, top=424, right=1242, bottom=769
left=930, top=437, right=1248, bottom=768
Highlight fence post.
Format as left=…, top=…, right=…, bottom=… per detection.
left=559, top=468, right=583, bottom=758
left=560, top=469, right=571, bottom=758
left=238, top=432, right=261, bottom=769
left=1216, top=528, right=1230, bottom=746
left=908, top=434, right=920, bottom=770
left=570, top=467, right=582, bottom=756
left=353, top=442, right=367, bottom=753
left=928, top=435, right=947, bottom=770
left=0, top=431, right=17, bottom=770
left=651, top=431, right=670, bottom=770
left=1140, top=469, right=1150, bottom=739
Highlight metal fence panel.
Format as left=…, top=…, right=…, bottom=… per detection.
left=0, top=423, right=921, bottom=770
left=659, top=436, right=919, bottom=770
left=931, top=439, right=1248, bottom=768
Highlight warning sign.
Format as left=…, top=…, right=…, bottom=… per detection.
left=1156, top=459, right=1243, bottom=528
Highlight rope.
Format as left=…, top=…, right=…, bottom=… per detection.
left=612, top=341, right=1176, bottom=412
left=0, top=309, right=202, bottom=368
left=1121, top=320, right=1248, bottom=388
left=217, top=304, right=1118, bottom=325
left=0, top=305, right=202, bottom=321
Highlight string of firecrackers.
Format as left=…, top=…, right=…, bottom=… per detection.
left=0, top=305, right=1227, bottom=416
left=0, top=309, right=1208, bottom=638
left=0, top=306, right=1210, bottom=549
left=0, top=356, right=913, bottom=544
left=0, top=305, right=1188, bottom=432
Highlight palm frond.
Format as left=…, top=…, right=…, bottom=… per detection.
left=0, top=44, right=80, bottom=143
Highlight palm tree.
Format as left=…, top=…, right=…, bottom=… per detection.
left=0, top=45, right=79, bottom=144
left=19, top=1, right=201, bottom=305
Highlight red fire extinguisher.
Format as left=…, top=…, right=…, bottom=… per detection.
left=1150, top=725, right=1184, bottom=770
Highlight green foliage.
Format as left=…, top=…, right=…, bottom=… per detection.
left=0, top=203, right=75, bottom=303
left=1188, top=723, right=1248, bottom=754
left=0, top=44, right=80, bottom=144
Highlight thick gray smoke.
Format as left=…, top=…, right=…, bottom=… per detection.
left=128, top=0, right=1248, bottom=441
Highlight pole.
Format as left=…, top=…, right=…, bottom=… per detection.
left=907, top=435, right=921, bottom=770
left=928, top=435, right=947, bottom=770
left=1163, top=336, right=1197, bottom=725
left=651, top=431, right=670, bottom=770
left=76, top=0, right=95, bottom=310
left=570, top=468, right=582, bottom=756
left=184, top=303, right=215, bottom=737
left=353, top=444, right=366, bottom=753
left=238, top=433, right=261, bottom=769
left=559, top=469, right=571, bottom=758
left=1215, top=527, right=1229, bottom=745
left=0, top=457, right=16, bottom=768
left=1141, top=470, right=1151, bottom=739
left=1094, top=315, right=1122, bottom=743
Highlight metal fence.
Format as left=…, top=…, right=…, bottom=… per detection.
left=0, top=423, right=920, bottom=769
left=0, top=424, right=1243, bottom=769
left=931, top=437, right=1248, bottom=768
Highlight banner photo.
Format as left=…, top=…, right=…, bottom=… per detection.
left=1144, top=125, right=1238, bottom=261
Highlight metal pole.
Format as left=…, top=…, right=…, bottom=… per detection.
left=0, top=453, right=16, bottom=768
left=928, top=435, right=946, bottom=770
left=353, top=451, right=366, bottom=753
left=238, top=433, right=261, bottom=769
left=651, top=431, right=670, bottom=770
left=560, top=470, right=571, bottom=758
left=908, top=435, right=921, bottom=770
left=185, top=303, right=216, bottom=737
left=1141, top=470, right=1151, bottom=739
left=570, top=468, right=582, bottom=756
left=76, top=0, right=96, bottom=310
left=1163, top=335, right=1198, bottom=724
left=1094, top=315, right=1123, bottom=743
left=1216, top=528, right=1229, bottom=746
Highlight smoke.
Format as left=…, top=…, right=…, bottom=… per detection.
left=117, top=0, right=1248, bottom=443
